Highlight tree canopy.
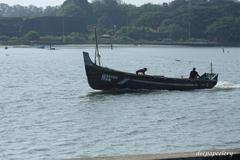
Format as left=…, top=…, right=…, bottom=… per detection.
left=0, top=0, right=240, bottom=44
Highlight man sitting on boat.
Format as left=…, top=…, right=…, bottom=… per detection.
left=189, top=68, right=200, bottom=79
left=136, top=68, right=147, bottom=75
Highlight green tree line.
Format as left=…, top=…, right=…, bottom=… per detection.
left=0, top=0, right=240, bottom=45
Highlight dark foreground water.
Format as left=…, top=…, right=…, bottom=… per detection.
left=0, top=45, right=240, bottom=160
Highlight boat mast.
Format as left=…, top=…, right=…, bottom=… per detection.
left=211, top=62, right=213, bottom=75
left=210, top=61, right=213, bottom=79
left=94, top=27, right=101, bottom=66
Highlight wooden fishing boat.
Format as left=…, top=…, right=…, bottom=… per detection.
left=83, top=52, right=218, bottom=91
left=83, top=28, right=218, bottom=91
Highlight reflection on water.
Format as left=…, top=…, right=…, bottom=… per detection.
left=0, top=46, right=240, bottom=160
left=86, top=89, right=158, bottom=96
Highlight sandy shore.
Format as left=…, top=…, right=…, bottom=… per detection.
left=67, top=148, right=240, bottom=160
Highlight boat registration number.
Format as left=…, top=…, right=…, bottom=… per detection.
left=101, top=74, right=118, bottom=82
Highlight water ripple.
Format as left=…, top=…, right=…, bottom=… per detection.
left=1, top=46, right=240, bottom=160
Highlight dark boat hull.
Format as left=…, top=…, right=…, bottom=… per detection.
left=83, top=52, right=218, bottom=91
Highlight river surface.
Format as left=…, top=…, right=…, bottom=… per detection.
left=0, top=45, right=240, bottom=160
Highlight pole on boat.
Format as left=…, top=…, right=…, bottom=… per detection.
left=211, top=62, right=213, bottom=74
left=210, top=61, right=213, bottom=79
left=94, top=27, right=101, bottom=66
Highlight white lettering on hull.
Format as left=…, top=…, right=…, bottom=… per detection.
left=101, top=74, right=118, bottom=82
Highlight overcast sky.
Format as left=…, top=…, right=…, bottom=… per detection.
left=0, top=0, right=173, bottom=7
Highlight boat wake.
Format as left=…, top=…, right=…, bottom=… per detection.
left=215, top=81, right=240, bottom=90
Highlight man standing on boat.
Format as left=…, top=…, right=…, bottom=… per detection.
left=189, top=68, right=200, bottom=79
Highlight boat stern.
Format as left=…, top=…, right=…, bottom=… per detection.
left=200, top=73, right=218, bottom=81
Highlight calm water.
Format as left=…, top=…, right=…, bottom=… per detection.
left=0, top=45, right=240, bottom=160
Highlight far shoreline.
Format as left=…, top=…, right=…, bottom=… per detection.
left=1, top=42, right=240, bottom=48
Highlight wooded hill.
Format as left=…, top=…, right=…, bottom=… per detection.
left=0, top=0, right=240, bottom=45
